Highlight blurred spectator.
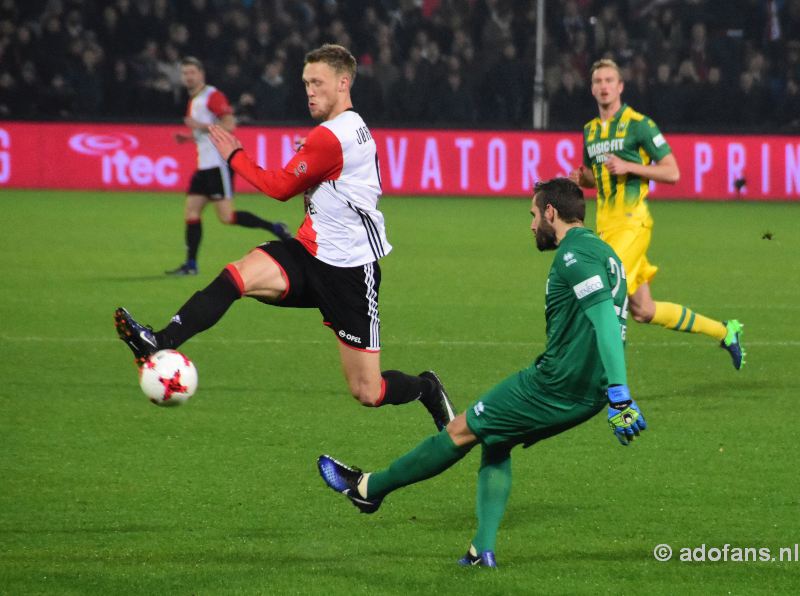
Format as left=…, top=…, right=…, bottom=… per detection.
left=253, top=59, right=289, bottom=120
left=779, top=78, right=800, bottom=128
left=483, top=42, right=528, bottom=125
left=694, top=66, right=732, bottom=126
left=38, top=74, right=76, bottom=118
left=433, top=70, right=477, bottom=124
left=688, top=22, right=711, bottom=82
left=105, top=58, right=134, bottom=116
left=549, top=68, right=590, bottom=128
left=16, top=61, right=41, bottom=117
left=0, top=70, right=20, bottom=116
left=388, top=62, right=427, bottom=122
left=351, top=53, right=385, bottom=122
left=733, top=70, right=769, bottom=126
left=648, top=62, right=685, bottom=126
left=70, top=46, right=105, bottom=116
left=235, top=92, right=259, bottom=124
left=219, top=61, right=249, bottom=106
left=374, top=47, right=400, bottom=102
left=621, top=56, right=649, bottom=115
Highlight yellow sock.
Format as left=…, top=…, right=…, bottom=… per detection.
left=651, top=302, right=726, bottom=341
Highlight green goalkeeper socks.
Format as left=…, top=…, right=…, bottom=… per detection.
left=473, top=446, right=512, bottom=553
left=366, top=430, right=471, bottom=499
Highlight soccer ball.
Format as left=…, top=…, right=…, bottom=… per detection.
left=138, top=350, right=198, bottom=406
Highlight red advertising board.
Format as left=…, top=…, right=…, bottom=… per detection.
left=1, top=121, right=798, bottom=200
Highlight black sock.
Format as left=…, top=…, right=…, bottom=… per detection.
left=155, top=268, right=241, bottom=349
left=186, top=220, right=202, bottom=263
left=234, top=210, right=274, bottom=230
left=379, top=370, right=436, bottom=406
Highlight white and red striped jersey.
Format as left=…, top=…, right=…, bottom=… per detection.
left=230, top=109, right=392, bottom=267
left=187, top=85, right=233, bottom=169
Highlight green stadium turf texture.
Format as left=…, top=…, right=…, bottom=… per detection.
left=1, top=190, right=799, bottom=595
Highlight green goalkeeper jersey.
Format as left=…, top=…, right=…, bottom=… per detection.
left=582, top=103, right=672, bottom=233
left=525, top=227, right=628, bottom=405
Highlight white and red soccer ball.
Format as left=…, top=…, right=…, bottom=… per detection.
left=139, top=350, right=198, bottom=406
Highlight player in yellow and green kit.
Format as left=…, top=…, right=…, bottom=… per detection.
left=570, top=58, right=745, bottom=370
left=316, top=178, right=646, bottom=568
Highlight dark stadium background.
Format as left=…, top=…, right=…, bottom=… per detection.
left=1, top=0, right=797, bottom=131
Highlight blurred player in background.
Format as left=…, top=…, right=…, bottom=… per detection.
left=318, top=178, right=646, bottom=568
left=116, top=45, right=455, bottom=431
left=168, top=56, right=290, bottom=276
left=570, top=58, right=745, bottom=369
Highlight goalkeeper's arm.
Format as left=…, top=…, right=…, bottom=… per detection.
left=584, top=299, right=626, bottom=386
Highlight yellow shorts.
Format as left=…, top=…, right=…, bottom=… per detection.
left=599, top=223, right=658, bottom=295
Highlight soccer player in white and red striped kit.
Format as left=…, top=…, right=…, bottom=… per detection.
left=116, top=45, right=455, bottom=429
left=166, top=56, right=290, bottom=276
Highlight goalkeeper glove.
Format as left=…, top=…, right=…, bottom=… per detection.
left=607, top=384, right=647, bottom=446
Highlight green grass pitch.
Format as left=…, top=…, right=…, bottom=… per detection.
left=1, top=190, right=799, bottom=595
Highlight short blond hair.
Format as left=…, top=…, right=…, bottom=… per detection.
left=304, top=44, right=357, bottom=84
left=590, top=58, right=622, bottom=79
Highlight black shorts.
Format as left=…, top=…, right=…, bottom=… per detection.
left=257, top=239, right=381, bottom=351
left=187, top=166, right=234, bottom=199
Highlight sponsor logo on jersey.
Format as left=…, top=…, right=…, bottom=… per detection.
left=573, top=275, right=604, bottom=299
left=653, top=133, right=666, bottom=147
left=563, top=251, right=577, bottom=267
left=587, top=138, right=625, bottom=159
left=338, top=329, right=362, bottom=344
left=473, top=401, right=485, bottom=416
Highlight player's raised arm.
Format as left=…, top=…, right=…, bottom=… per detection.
left=604, top=152, right=680, bottom=184
left=210, top=124, right=342, bottom=202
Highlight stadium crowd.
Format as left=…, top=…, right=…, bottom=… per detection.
left=1, top=0, right=798, bottom=130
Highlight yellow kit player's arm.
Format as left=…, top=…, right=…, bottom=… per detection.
left=604, top=152, right=680, bottom=184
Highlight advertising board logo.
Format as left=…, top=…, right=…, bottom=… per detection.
left=0, top=128, right=10, bottom=184
left=69, top=132, right=179, bottom=187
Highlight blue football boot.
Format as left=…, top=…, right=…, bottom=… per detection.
left=317, top=455, right=382, bottom=514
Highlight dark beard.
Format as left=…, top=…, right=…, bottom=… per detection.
left=535, top=221, right=558, bottom=251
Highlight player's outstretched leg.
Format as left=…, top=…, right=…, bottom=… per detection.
left=114, top=307, right=160, bottom=367
left=720, top=319, right=746, bottom=370
left=317, top=455, right=383, bottom=514
left=233, top=211, right=293, bottom=241
left=116, top=266, right=243, bottom=366
left=457, top=546, right=498, bottom=568
left=419, top=371, right=456, bottom=431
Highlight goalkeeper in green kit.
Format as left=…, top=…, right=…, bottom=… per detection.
left=317, top=177, right=646, bottom=568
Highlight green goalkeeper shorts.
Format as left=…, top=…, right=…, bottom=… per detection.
left=465, top=370, right=605, bottom=448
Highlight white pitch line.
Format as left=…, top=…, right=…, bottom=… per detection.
left=0, top=335, right=798, bottom=348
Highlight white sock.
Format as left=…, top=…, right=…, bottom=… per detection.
left=357, top=473, right=370, bottom=499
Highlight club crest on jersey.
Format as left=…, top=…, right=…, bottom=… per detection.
left=293, top=161, right=307, bottom=177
